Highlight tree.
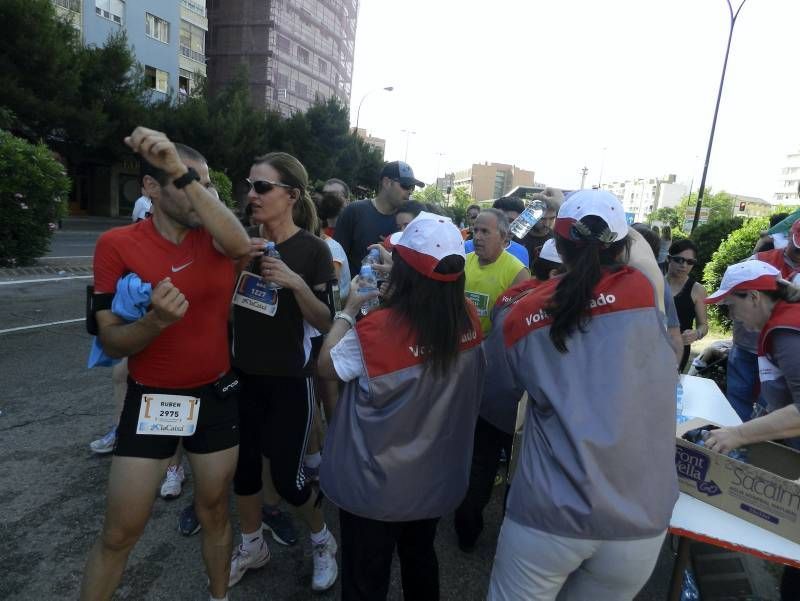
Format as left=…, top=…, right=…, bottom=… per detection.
left=678, top=190, right=736, bottom=225
left=450, top=187, right=475, bottom=227
left=688, top=217, right=744, bottom=282
left=0, top=130, right=70, bottom=266
left=647, top=207, right=681, bottom=229
left=412, top=185, right=446, bottom=205
left=0, top=1, right=146, bottom=164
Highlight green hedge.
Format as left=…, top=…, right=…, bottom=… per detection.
left=0, top=130, right=70, bottom=267
left=209, top=168, right=234, bottom=210
left=703, top=217, right=768, bottom=329
left=689, top=217, right=744, bottom=283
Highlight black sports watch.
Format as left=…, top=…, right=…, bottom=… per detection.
left=172, top=167, right=200, bottom=189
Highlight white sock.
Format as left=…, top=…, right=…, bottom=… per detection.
left=310, top=523, right=329, bottom=545
left=241, top=528, right=263, bottom=553
left=304, top=451, right=322, bottom=469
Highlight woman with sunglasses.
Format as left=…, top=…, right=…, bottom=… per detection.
left=666, top=239, right=708, bottom=371
left=228, top=152, right=339, bottom=592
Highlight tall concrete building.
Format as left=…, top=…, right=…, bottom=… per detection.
left=450, top=162, right=536, bottom=202
left=206, top=0, right=358, bottom=116
left=51, top=0, right=209, bottom=216
left=775, top=147, right=800, bottom=204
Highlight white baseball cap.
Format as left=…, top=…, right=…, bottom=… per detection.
left=538, top=238, right=562, bottom=264
left=394, top=211, right=465, bottom=282
left=554, top=189, right=628, bottom=244
left=705, top=260, right=781, bottom=304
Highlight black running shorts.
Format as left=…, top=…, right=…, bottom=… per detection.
left=114, top=376, right=239, bottom=459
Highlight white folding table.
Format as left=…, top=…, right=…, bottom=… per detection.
left=667, top=375, right=800, bottom=600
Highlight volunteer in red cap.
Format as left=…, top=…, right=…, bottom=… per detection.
left=488, top=189, right=678, bottom=601
left=703, top=260, right=800, bottom=453
left=318, top=212, right=485, bottom=601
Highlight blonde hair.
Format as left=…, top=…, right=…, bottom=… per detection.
left=253, top=152, right=319, bottom=233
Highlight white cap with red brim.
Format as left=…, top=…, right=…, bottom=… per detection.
left=394, top=211, right=465, bottom=282
left=705, top=260, right=781, bottom=304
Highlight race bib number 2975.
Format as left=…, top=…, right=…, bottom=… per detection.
left=137, top=394, right=200, bottom=437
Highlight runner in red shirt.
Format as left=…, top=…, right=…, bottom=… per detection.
left=80, top=128, right=250, bottom=601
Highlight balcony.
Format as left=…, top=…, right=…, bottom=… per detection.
left=180, top=45, right=205, bottom=64
left=53, top=0, right=81, bottom=12
left=180, top=0, right=206, bottom=17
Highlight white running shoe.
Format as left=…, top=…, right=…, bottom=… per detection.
left=89, top=427, right=117, bottom=454
left=311, top=533, right=338, bottom=591
left=229, top=540, right=270, bottom=587
left=159, top=465, right=185, bottom=499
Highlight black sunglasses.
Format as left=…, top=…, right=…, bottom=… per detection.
left=393, top=179, right=415, bottom=191
left=668, top=255, right=697, bottom=266
left=245, top=178, right=293, bottom=195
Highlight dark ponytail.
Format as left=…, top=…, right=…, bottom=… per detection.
left=548, top=216, right=630, bottom=353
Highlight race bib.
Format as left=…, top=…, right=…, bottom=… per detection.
left=137, top=394, right=200, bottom=437
left=233, top=271, right=278, bottom=317
left=465, top=290, right=490, bottom=317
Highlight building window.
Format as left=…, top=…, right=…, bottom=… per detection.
left=145, top=13, right=170, bottom=43
left=95, top=0, right=124, bottom=24
left=318, top=58, right=327, bottom=73
left=275, top=72, right=289, bottom=90
left=180, top=21, right=205, bottom=63
left=276, top=35, right=290, bottom=52
left=178, top=68, right=193, bottom=97
left=297, top=46, right=310, bottom=65
left=295, top=81, right=307, bottom=99
left=145, top=65, right=169, bottom=94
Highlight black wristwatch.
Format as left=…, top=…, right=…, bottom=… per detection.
left=173, top=167, right=200, bottom=189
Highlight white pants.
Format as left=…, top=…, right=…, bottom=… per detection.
left=487, top=517, right=666, bottom=601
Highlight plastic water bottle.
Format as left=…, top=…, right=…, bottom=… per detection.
left=357, top=265, right=379, bottom=315
left=676, top=381, right=685, bottom=422
left=363, top=248, right=380, bottom=266
left=263, top=241, right=282, bottom=290
left=509, top=199, right=547, bottom=239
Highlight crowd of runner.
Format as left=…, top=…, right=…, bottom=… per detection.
left=80, top=126, right=800, bottom=601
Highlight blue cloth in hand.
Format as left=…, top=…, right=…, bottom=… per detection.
left=88, top=273, right=152, bottom=368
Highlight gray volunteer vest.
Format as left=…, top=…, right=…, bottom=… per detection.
left=479, top=280, right=541, bottom=434
left=320, top=307, right=486, bottom=522
left=502, top=267, right=679, bottom=539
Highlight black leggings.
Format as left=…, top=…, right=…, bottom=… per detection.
left=233, top=373, right=315, bottom=507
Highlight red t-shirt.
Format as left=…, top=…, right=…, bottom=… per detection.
left=93, top=219, right=234, bottom=388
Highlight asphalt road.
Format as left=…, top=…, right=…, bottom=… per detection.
left=0, top=224, right=681, bottom=600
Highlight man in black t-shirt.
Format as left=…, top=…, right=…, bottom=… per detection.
left=517, top=187, right=564, bottom=266
left=334, top=161, right=424, bottom=270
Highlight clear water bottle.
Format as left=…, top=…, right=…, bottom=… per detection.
left=357, top=264, right=379, bottom=315
left=363, top=248, right=381, bottom=266
left=509, top=199, right=547, bottom=239
left=263, top=241, right=283, bottom=290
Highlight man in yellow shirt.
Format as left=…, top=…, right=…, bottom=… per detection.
left=465, top=208, right=530, bottom=334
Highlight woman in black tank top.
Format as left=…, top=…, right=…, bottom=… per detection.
left=666, top=239, right=709, bottom=371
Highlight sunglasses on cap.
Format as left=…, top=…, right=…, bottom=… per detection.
left=392, top=179, right=415, bottom=191
left=245, top=178, right=293, bottom=195
left=668, top=255, right=697, bottom=266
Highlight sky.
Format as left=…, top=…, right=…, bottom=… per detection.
left=348, top=0, right=800, bottom=201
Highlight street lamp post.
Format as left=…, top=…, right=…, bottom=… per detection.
left=401, top=129, right=416, bottom=162
left=354, top=86, right=394, bottom=133
left=690, top=0, right=748, bottom=233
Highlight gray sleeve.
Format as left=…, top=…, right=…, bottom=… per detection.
left=771, top=331, right=800, bottom=408
left=664, top=287, right=679, bottom=329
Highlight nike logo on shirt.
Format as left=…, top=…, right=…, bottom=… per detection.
left=171, top=261, right=193, bottom=272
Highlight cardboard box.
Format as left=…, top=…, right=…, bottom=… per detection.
left=676, top=417, right=800, bottom=544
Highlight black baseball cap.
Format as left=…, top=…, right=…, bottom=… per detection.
left=380, top=161, right=425, bottom=188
